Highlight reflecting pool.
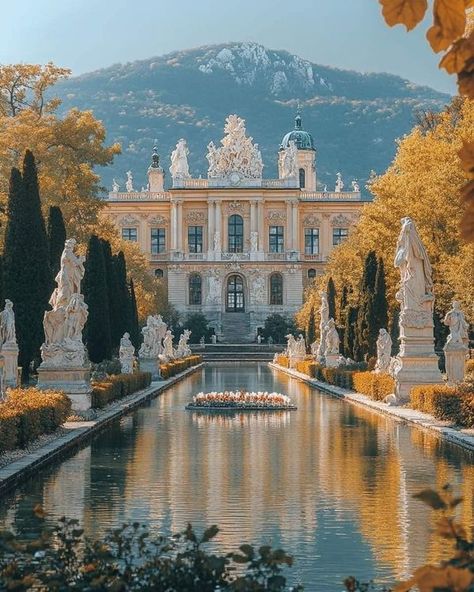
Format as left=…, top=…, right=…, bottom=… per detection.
left=1, top=363, right=473, bottom=591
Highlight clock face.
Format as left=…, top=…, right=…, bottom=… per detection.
left=229, top=172, right=241, bottom=186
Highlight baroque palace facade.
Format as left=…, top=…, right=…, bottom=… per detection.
left=103, top=114, right=365, bottom=342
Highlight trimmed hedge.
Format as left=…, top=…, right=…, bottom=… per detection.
left=466, top=359, right=474, bottom=375
left=411, top=383, right=474, bottom=427
left=160, top=355, right=202, bottom=380
left=352, top=372, right=395, bottom=401
left=0, top=389, right=72, bottom=454
left=92, top=371, right=152, bottom=409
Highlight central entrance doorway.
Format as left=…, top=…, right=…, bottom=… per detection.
left=226, top=274, right=245, bottom=312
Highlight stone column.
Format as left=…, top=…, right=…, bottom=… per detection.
left=176, top=200, right=183, bottom=252
left=250, top=200, right=257, bottom=261
left=215, top=200, right=222, bottom=259
left=292, top=201, right=299, bottom=252
left=257, top=199, right=265, bottom=253
left=170, top=201, right=177, bottom=251
left=207, top=200, right=215, bottom=257
left=285, top=200, right=292, bottom=252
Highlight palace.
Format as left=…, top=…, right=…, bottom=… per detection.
left=103, top=114, right=366, bottom=342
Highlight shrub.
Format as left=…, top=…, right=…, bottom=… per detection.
left=352, top=372, right=395, bottom=401
left=410, top=383, right=474, bottom=427
left=160, top=355, right=202, bottom=380
left=91, top=371, right=152, bottom=409
left=466, top=359, right=474, bottom=375
left=322, top=367, right=355, bottom=389
left=295, top=360, right=318, bottom=377
left=262, top=314, right=296, bottom=344
left=0, top=388, right=71, bottom=454
left=275, top=354, right=289, bottom=368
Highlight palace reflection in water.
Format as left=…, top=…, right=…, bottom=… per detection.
left=1, top=363, right=473, bottom=591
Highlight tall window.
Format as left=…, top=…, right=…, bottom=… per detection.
left=154, top=268, right=164, bottom=278
left=305, top=228, right=319, bottom=254
left=189, top=273, right=202, bottom=305
left=269, top=226, right=284, bottom=253
left=151, top=228, right=166, bottom=254
left=299, top=168, right=306, bottom=188
left=228, top=215, right=244, bottom=253
left=270, top=273, right=283, bottom=305
left=122, top=227, right=137, bottom=242
left=307, top=268, right=316, bottom=279
left=333, top=227, right=349, bottom=246
left=188, top=225, right=203, bottom=253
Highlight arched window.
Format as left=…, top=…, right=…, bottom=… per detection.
left=270, top=273, right=283, bottom=305
left=228, top=214, right=244, bottom=253
left=226, top=275, right=245, bottom=312
left=299, top=168, right=306, bottom=189
left=154, top=268, right=164, bottom=278
left=189, top=273, right=202, bottom=305
left=307, top=268, right=316, bottom=279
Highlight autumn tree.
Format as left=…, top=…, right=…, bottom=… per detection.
left=3, top=153, right=52, bottom=380
left=47, top=206, right=66, bottom=278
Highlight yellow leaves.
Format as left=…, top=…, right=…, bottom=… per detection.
left=427, top=0, right=467, bottom=52
left=395, top=565, right=473, bottom=592
left=379, top=0, right=428, bottom=31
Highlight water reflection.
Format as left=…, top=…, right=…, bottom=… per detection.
left=0, top=363, right=473, bottom=591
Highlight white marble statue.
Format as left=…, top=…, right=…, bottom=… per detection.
left=296, top=334, right=306, bottom=356
left=250, top=231, right=259, bottom=252
left=375, top=328, right=392, bottom=373
left=170, top=139, right=191, bottom=180
left=395, top=217, right=434, bottom=317
left=0, top=300, right=16, bottom=345
left=213, top=230, right=221, bottom=252
left=351, top=180, right=360, bottom=192
left=206, top=269, right=221, bottom=304
left=41, top=239, right=89, bottom=368
left=285, top=334, right=297, bottom=357
left=281, top=139, right=298, bottom=179
left=125, top=170, right=134, bottom=192
left=317, top=290, right=329, bottom=360
left=176, top=329, right=192, bottom=358
left=335, top=172, right=344, bottom=192
left=139, top=315, right=167, bottom=359
left=119, top=332, right=135, bottom=374
left=206, top=114, right=263, bottom=179
left=161, top=330, right=175, bottom=361
left=112, top=178, right=120, bottom=192
left=444, top=301, right=469, bottom=347
left=310, top=340, right=320, bottom=356
left=325, top=319, right=340, bottom=355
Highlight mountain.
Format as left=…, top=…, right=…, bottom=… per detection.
left=55, top=42, right=450, bottom=192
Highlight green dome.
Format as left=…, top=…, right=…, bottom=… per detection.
left=280, top=114, right=315, bottom=151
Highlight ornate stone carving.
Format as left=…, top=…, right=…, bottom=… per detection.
left=139, top=315, right=167, bottom=359
left=119, top=332, right=135, bottom=374
left=170, top=139, right=191, bottom=180
left=331, top=214, right=352, bottom=227
left=375, top=328, right=392, bottom=373
left=266, top=210, right=286, bottom=222
left=248, top=270, right=265, bottom=304
left=205, top=269, right=221, bottom=304
left=303, top=214, right=321, bottom=226
left=119, top=214, right=140, bottom=226
left=206, top=114, right=263, bottom=179
left=148, top=214, right=168, bottom=225
left=176, top=329, right=192, bottom=358
left=250, top=231, right=259, bottom=252
left=226, top=201, right=244, bottom=213
left=351, top=180, right=360, bottom=192
left=185, top=211, right=206, bottom=223
left=280, top=140, right=298, bottom=179
left=160, top=330, right=175, bottom=362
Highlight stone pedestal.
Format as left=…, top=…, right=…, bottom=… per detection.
left=325, top=353, right=339, bottom=368
left=139, top=357, right=161, bottom=380
left=1, top=342, right=18, bottom=387
left=444, top=343, right=467, bottom=385
left=37, top=366, right=92, bottom=411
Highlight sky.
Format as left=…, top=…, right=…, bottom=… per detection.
left=0, top=0, right=455, bottom=94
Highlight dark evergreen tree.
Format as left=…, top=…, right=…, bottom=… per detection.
left=0, top=256, right=4, bottom=311
left=3, top=153, right=53, bottom=381
left=389, top=306, right=400, bottom=356
left=129, top=279, right=140, bottom=350
left=356, top=251, right=378, bottom=361
left=113, top=251, right=132, bottom=341
left=339, top=285, right=348, bottom=325
left=344, top=306, right=359, bottom=361
left=327, top=277, right=336, bottom=320
left=47, top=206, right=66, bottom=278
left=83, top=235, right=112, bottom=363
left=306, top=305, right=316, bottom=346
left=100, top=239, right=122, bottom=350
left=373, top=257, right=389, bottom=333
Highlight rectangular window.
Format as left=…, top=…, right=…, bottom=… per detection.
left=332, top=227, right=349, bottom=246
left=304, top=228, right=320, bottom=254
left=188, top=225, right=203, bottom=253
left=151, top=228, right=166, bottom=254
left=269, top=226, right=284, bottom=253
left=122, top=227, right=137, bottom=242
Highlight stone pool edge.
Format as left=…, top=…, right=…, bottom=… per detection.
left=269, top=363, right=474, bottom=453
left=0, top=363, right=204, bottom=497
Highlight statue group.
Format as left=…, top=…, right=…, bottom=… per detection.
left=170, top=139, right=191, bottom=182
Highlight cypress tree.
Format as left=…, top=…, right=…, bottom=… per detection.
left=356, top=251, right=378, bottom=360
left=327, top=277, right=336, bottom=320
left=3, top=153, right=52, bottom=380
left=344, top=306, right=359, bottom=361
left=306, top=305, right=316, bottom=346
left=129, top=279, right=140, bottom=350
left=389, top=306, right=400, bottom=356
left=113, top=251, right=132, bottom=340
left=83, top=235, right=112, bottom=363
left=373, top=257, right=388, bottom=333
left=47, top=206, right=66, bottom=278
left=100, top=239, right=122, bottom=350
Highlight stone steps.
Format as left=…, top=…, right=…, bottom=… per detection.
left=221, top=313, right=252, bottom=343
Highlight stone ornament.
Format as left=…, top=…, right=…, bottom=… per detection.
left=213, top=230, right=221, bottom=252
left=0, top=300, right=16, bottom=345
left=375, top=328, right=392, bottom=373
left=176, top=329, right=192, bottom=358
left=206, top=269, right=221, bottom=304
left=41, top=239, right=89, bottom=368
left=250, top=273, right=265, bottom=304
left=0, top=299, right=19, bottom=388
left=148, top=215, right=167, bottom=225
left=266, top=210, right=286, bottom=222
left=351, top=180, right=360, bottom=192
left=139, top=315, right=167, bottom=359
left=119, top=214, right=140, bottom=227
left=303, top=214, right=321, bottom=226
left=170, top=139, right=191, bottom=180
left=250, top=231, right=259, bottom=252
left=112, top=178, right=120, bottom=192
left=186, top=211, right=206, bottom=223
left=280, top=139, right=298, bottom=179
left=331, top=214, right=352, bottom=227
left=443, top=301, right=469, bottom=385
left=206, top=115, right=263, bottom=179
left=325, top=319, right=340, bottom=355
left=125, top=171, right=134, bottom=192
left=119, top=332, right=135, bottom=374
left=335, top=172, right=344, bottom=192
left=161, top=330, right=175, bottom=362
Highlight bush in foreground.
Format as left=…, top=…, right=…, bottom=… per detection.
left=0, top=388, right=71, bottom=454
left=411, top=383, right=474, bottom=428
left=352, top=372, right=395, bottom=401
left=160, top=355, right=202, bottom=380
left=92, top=371, right=152, bottom=409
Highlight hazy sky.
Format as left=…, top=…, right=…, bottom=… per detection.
left=0, top=0, right=455, bottom=94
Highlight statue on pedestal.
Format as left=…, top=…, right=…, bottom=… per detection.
left=281, top=140, right=297, bottom=179
left=0, top=300, right=16, bottom=345
left=112, top=178, right=120, bottom=192
left=443, top=301, right=469, bottom=384
left=170, top=139, right=191, bottom=180
left=176, top=329, right=192, bottom=359
left=139, top=315, right=167, bottom=359
left=335, top=172, right=344, bottom=192
left=119, top=332, right=135, bottom=374
left=125, top=171, right=134, bottom=192
left=0, top=299, right=18, bottom=387
left=375, top=328, right=392, bottom=373
left=325, top=319, right=340, bottom=355
left=161, top=330, right=175, bottom=362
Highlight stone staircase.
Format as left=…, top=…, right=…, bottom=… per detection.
left=191, top=343, right=285, bottom=362
left=221, top=312, right=253, bottom=343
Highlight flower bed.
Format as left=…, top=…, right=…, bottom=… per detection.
left=0, top=388, right=71, bottom=454
left=92, top=371, right=152, bottom=409
left=186, top=391, right=297, bottom=410
left=410, top=383, right=474, bottom=427
left=160, top=355, right=202, bottom=380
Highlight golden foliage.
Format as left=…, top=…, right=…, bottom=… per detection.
left=352, top=371, right=395, bottom=401
left=379, top=0, right=428, bottom=31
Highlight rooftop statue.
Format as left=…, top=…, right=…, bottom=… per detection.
left=281, top=140, right=298, bottom=179
left=125, top=171, right=134, bottom=192
left=206, top=114, right=263, bottom=179
left=335, top=172, right=344, bottom=192
left=170, top=139, right=191, bottom=180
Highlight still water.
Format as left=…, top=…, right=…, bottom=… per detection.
left=1, top=363, right=473, bottom=591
